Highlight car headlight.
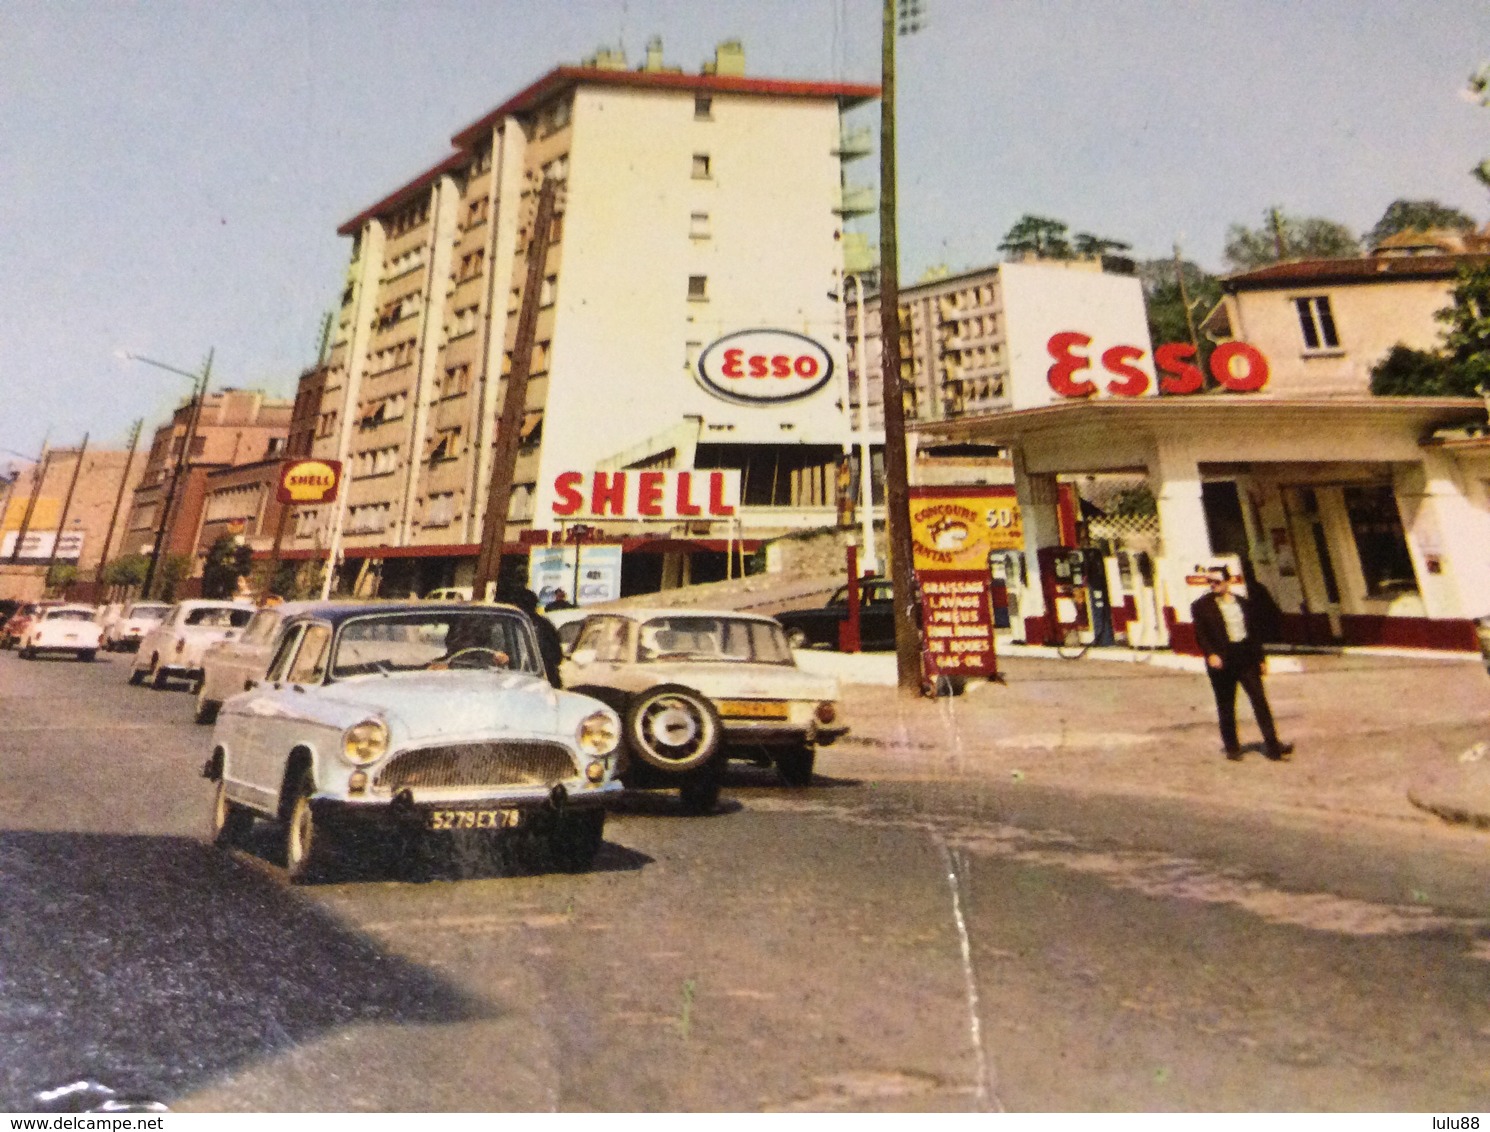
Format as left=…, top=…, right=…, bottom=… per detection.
left=343, top=718, right=389, bottom=765
left=578, top=710, right=620, bottom=756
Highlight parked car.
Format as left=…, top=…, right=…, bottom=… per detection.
left=101, top=600, right=172, bottom=652
left=775, top=577, right=896, bottom=651
left=1, top=600, right=63, bottom=650
left=195, top=601, right=326, bottom=724
left=544, top=607, right=591, bottom=654
left=128, top=600, right=255, bottom=690
left=204, top=602, right=622, bottom=881
left=18, top=604, right=103, bottom=661
left=559, top=608, right=848, bottom=812
left=426, top=586, right=473, bottom=602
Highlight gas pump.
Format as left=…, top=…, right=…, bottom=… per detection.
left=1036, top=546, right=1089, bottom=646
left=1115, top=549, right=1168, bottom=649
left=988, top=550, right=1025, bottom=631
left=1081, top=547, right=1115, bottom=647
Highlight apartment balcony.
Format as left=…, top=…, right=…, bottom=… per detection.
left=842, top=231, right=879, bottom=276
left=834, top=184, right=877, bottom=218
left=834, top=125, right=874, bottom=161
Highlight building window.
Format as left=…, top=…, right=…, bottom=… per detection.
left=1294, top=296, right=1340, bottom=351
left=691, top=153, right=711, bottom=179
left=507, top=483, right=534, bottom=522
left=540, top=275, right=557, bottom=308
left=1343, top=484, right=1417, bottom=597
left=694, top=94, right=713, bottom=119
left=688, top=275, right=708, bottom=301
left=425, top=492, right=456, bottom=528
left=690, top=211, right=711, bottom=239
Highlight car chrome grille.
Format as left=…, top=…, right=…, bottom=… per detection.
left=374, top=741, right=578, bottom=791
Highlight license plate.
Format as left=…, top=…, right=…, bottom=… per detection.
left=718, top=699, right=790, bottom=720
left=63, top=633, right=78, bottom=641
left=428, top=808, right=523, bottom=831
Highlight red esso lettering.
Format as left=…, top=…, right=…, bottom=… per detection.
left=720, top=348, right=820, bottom=380
left=1100, top=345, right=1150, bottom=397
left=1209, top=341, right=1269, bottom=392
left=1155, top=343, right=1204, bottom=395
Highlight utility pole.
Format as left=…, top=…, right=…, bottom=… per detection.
left=97, top=419, right=142, bottom=597
left=7, top=437, right=51, bottom=565
left=473, top=176, right=560, bottom=602
left=43, top=433, right=88, bottom=588
left=142, top=351, right=213, bottom=597
left=879, top=0, right=924, bottom=694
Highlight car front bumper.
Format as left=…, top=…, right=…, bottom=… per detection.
left=309, top=780, right=622, bottom=831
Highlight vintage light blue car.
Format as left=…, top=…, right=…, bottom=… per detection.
left=204, top=602, right=623, bottom=881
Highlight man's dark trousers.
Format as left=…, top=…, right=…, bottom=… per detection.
left=1207, top=641, right=1281, bottom=753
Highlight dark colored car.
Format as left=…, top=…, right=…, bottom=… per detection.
left=775, top=577, right=895, bottom=651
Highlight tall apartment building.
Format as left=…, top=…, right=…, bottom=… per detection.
left=288, top=40, right=879, bottom=597
left=123, top=389, right=293, bottom=568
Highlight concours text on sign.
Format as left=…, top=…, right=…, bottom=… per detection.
left=550, top=470, right=741, bottom=521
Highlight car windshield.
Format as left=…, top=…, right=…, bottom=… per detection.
left=636, top=616, right=793, bottom=665
left=130, top=605, right=169, bottom=621
left=185, top=606, right=253, bottom=628
left=331, top=610, right=541, bottom=678
left=46, top=608, right=93, bottom=622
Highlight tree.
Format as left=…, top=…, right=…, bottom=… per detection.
left=1370, top=264, right=1490, bottom=396
left=154, top=554, right=193, bottom=602
left=201, top=535, right=254, bottom=599
left=999, top=214, right=1073, bottom=260
left=102, top=553, right=150, bottom=589
left=1223, top=208, right=1360, bottom=272
left=1366, top=199, right=1476, bottom=247
left=1136, top=256, right=1222, bottom=369
left=45, top=564, right=77, bottom=594
left=1072, top=233, right=1132, bottom=258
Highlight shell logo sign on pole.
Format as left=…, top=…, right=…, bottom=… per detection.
left=276, top=459, right=342, bottom=505
left=908, top=486, right=1023, bottom=682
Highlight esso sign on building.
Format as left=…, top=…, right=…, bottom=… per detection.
left=1047, top=332, right=1270, bottom=398
left=697, top=330, right=833, bottom=405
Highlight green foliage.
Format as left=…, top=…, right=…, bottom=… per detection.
left=1366, top=199, right=1476, bottom=247
left=1108, top=486, right=1158, bottom=519
left=45, top=563, right=78, bottom=593
left=999, top=215, right=1072, bottom=260
left=1072, top=232, right=1132, bottom=258
left=1136, top=257, right=1222, bottom=368
left=1223, top=208, right=1360, bottom=272
left=1369, top=345, right=1462, bottom=396
left=154, top=554, right=193, bottom=602
left=201, top=535, right=254, bottom=599
left=102, top=554, right=150, bottom=588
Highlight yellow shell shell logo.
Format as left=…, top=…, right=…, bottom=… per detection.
left=281, top=460, right=339, bottom=502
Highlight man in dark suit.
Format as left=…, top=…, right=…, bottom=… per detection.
left=1190, top=564, right=1294, bottom=762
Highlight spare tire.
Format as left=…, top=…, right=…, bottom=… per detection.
left=624, top=685, right=722, bottom=773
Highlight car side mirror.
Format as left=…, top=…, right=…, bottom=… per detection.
left=569, top=647, right=597, bottom=667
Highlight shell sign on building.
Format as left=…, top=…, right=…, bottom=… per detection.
left=276, top=459, right=342, bottom=505
left=696, top=330, right=833, bottom=405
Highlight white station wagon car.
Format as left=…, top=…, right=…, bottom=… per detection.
left=205, top=602, right=623, bottom=881
left=19, top=604, right=103, bottom=661
left=559, top=608, right=849, bottom=812
left=101, top=600, right=171, bottom=652
left=129, top=600, right=255, bottom=690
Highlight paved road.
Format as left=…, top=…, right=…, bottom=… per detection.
left=2, top=651, right=1488, bottom=1111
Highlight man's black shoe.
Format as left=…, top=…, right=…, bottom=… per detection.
left=1224, top=747, right=1243, bottom=761
left=1265, top=742, right=1294, bottom=761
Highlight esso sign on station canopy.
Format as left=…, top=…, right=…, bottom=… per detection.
left=697, top=329, right=833, bottom=405
left=1046, top=332, right=1271, bottom=399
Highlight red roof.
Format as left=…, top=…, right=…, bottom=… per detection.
left=338, top=65, right=878, bottom=238
left=451, top=65, right=878, bottom=148
left=1222, top=253, right=1490, bottom=291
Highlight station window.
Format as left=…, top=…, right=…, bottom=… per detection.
left=691, top=153, right=711, bottom=179
left=1294, top=296, right=1340, bottom=351
left=688, top=275, right=709, bottom=301
left=1343, top=484, right=1417, bottom=596
left=694, top=94, right=713, bottom=119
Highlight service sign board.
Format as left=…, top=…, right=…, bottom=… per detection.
left=909, top=486, right=1015, bottom=681
left=0, top=529, right=84, bottom=561
left=528, top=544, right=623, bottom=607
left=276, top=459, right=342, bottom=505
left=550, top=469, right=741, bottom=521
left=696, top=330, right=834, bottom=405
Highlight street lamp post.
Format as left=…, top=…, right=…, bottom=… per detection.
left=122, top=351, right=214, bottom=598
left=843, top=274, right=878, bottom=574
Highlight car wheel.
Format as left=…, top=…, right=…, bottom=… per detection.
left=78, top=650, right=96, bottom=663
left=546, top=809, right=605, bottom=873
left=678, top=774, right=723, bottom=815
left=194, top=690, right=220, bottom=726
left=776, top=744, right=817, bottom=788
left=784, top=626, right=810, bottom=649
left=19, top=644, right=33, bottom=660
left=284, top=770, right=335, bottom=884
left=151, top=657, right=171, bottom=690
left=210, top=777, right=253, bottom=849
left=624, top=685, right=722, bottom=773
left=127, top=663, right=145, bottom=686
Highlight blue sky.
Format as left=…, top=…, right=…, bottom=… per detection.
left=2, top=0, right=1485, bottom=462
